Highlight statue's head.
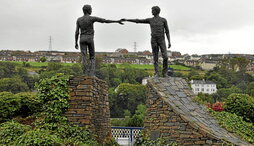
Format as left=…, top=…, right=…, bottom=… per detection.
left=152, top=6, right=160, bottom=16
left=83, top=5, right=92, bottom=15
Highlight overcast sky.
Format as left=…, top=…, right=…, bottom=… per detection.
left=0, top=0, right=254, bottom=55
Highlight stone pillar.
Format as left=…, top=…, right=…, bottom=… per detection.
left=66, top=76, right=111, bottom=144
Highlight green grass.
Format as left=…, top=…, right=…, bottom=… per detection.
left=114, top=64, right=191, bottom=71
left=1, top=61, right=75, bottom=67
left=2, top=61, right=191, bottom=71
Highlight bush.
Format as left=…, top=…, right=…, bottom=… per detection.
left=207, top=102, right=224, bottom=112
left=127, top=114, right=144, bottom=127
left=210, top=110, right=254, bottom=144
left=16, top=92, right=43, bottom=117
left=35, top=74, right=70, bottom=123
left=0, top=92, right=21, bottom=122
left=53, top=123, right=98, bottom=145
left=0, top=77, right=29, bottom=93
left=213, top=86, right=242, bottom=101
left=134, top=132, right=177, bottom=146
left=33, top=122, right=98, bottom=146
left=0, top=121, right=31, bottom=145
left=14, top=129, right=62, bottom=146
left=192, top=93, right=214, bottom=105
left=224, top=93, right=254, bottom=122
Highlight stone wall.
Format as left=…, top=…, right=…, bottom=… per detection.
left=144, top=77, right=250, bottom=145
left=66, top=76, right=111, bottom=144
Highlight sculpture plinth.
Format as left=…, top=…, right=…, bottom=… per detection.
left=66, top=76, right=111, bottom=144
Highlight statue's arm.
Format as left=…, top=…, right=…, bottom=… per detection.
left=164, top=19, right=171, bottom=48
left=95, top=17, right=123, bottom=25
left=75, top=20, right=80, bottom=49
left=123, top=19, right=149, bottom=24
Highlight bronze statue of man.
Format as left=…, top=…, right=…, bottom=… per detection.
left=75, top=5, right=123, bottom=76
left=122, top=6, right=171, bottom=77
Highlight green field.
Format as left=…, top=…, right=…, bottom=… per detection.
left=115, top=64, right=191, bottom=71
left=2, top=61, right=191, bottom=71
left=2, top=61, right=75, bottom=67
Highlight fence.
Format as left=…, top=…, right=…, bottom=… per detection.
left=111, top=127, right=144, bottom=146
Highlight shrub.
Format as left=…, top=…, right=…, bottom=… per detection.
left=35, top=74, right=70, bottom=123
left=0, top=77, right=29, bottom=93
left=0, top=121, right=31, bottom=145
left=193, top=93, right=214, bottom=105
left=0, top=92, right=21, bottom=122
left=127, top=114, right=144, bottom=127
left=224, top=93, right=254, bottom=122
left=134, top=132, right=177, bottom=146
left=16, top=92, right=43, bottom=117
left=33, top=122, right=98, bottom=146
left=14, top=129, right=62, bottom=146
left=210, top=110, right=254, bottom=144
left=207, top=102, right=224, bottom=112
left=54, top=123, right=98, bottom=145
left=213, top=86, right=242, bottom=101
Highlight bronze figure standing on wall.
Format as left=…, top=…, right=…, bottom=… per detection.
left=122, top=6, right=171, bottom=77
left=75, top=5, right=123, bottom=76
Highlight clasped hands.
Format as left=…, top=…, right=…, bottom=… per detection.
left=118, top=18, right=126, bottom=25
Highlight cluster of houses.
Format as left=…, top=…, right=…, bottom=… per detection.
left=0, top=49, right=253, bottom=71
left=0, top=50, right=80, bottom=63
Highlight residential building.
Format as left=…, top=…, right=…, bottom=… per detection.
left=190, top=80, right=217, bottom=95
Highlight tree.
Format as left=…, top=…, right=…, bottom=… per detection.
left=0, top=62, right=17, bottom=78
left=110, top=83, right=146, bottom=117
left=213, top=86, right=242, bottom=101
left=246, top=82, right=254, bottom=97
left=47, top=62, right=63, bottom=71
left=206, top=73, right=228, bottom=88
left=0, top=77, right=29, bottom=93
left=40, top=56, right=47, bottom=62
left=234, top=57, right=250, bottom=72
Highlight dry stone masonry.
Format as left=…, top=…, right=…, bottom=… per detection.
left=145, top=77, right=251, bottom=145
left=66, top=76, right=111, bottom=145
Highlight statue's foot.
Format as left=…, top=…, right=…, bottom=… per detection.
left=154, top=72, right=159, bottom=77
left=163, top=73, right=169, bottom=78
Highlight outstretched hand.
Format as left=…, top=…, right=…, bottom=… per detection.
left=118, top=20, right=124, bottom=25
left=121, top=18, right=126, bottom=21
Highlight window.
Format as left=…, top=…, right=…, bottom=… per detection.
left=206, top=89, right=209, bottom=92
left=201, top=88, right=204, bottom=91
left=195, top=88, right=199, bottom=91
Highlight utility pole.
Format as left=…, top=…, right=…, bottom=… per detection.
left=49, top=36, right=53, bottom=51
left=134, top=42, right=137, bottom=52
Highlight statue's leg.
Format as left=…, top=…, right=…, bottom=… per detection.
left=151, top=38, right=159, bottom=76
left=87, top=39, right=95, bottom=76
left=80, top=36, right=88, bottom=75
left=80, top=43, right=88, bottom=75
left=158, top=38, right=168, bottom=77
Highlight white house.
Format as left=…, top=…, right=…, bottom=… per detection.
left=190, top=80, right=217, bottom=95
